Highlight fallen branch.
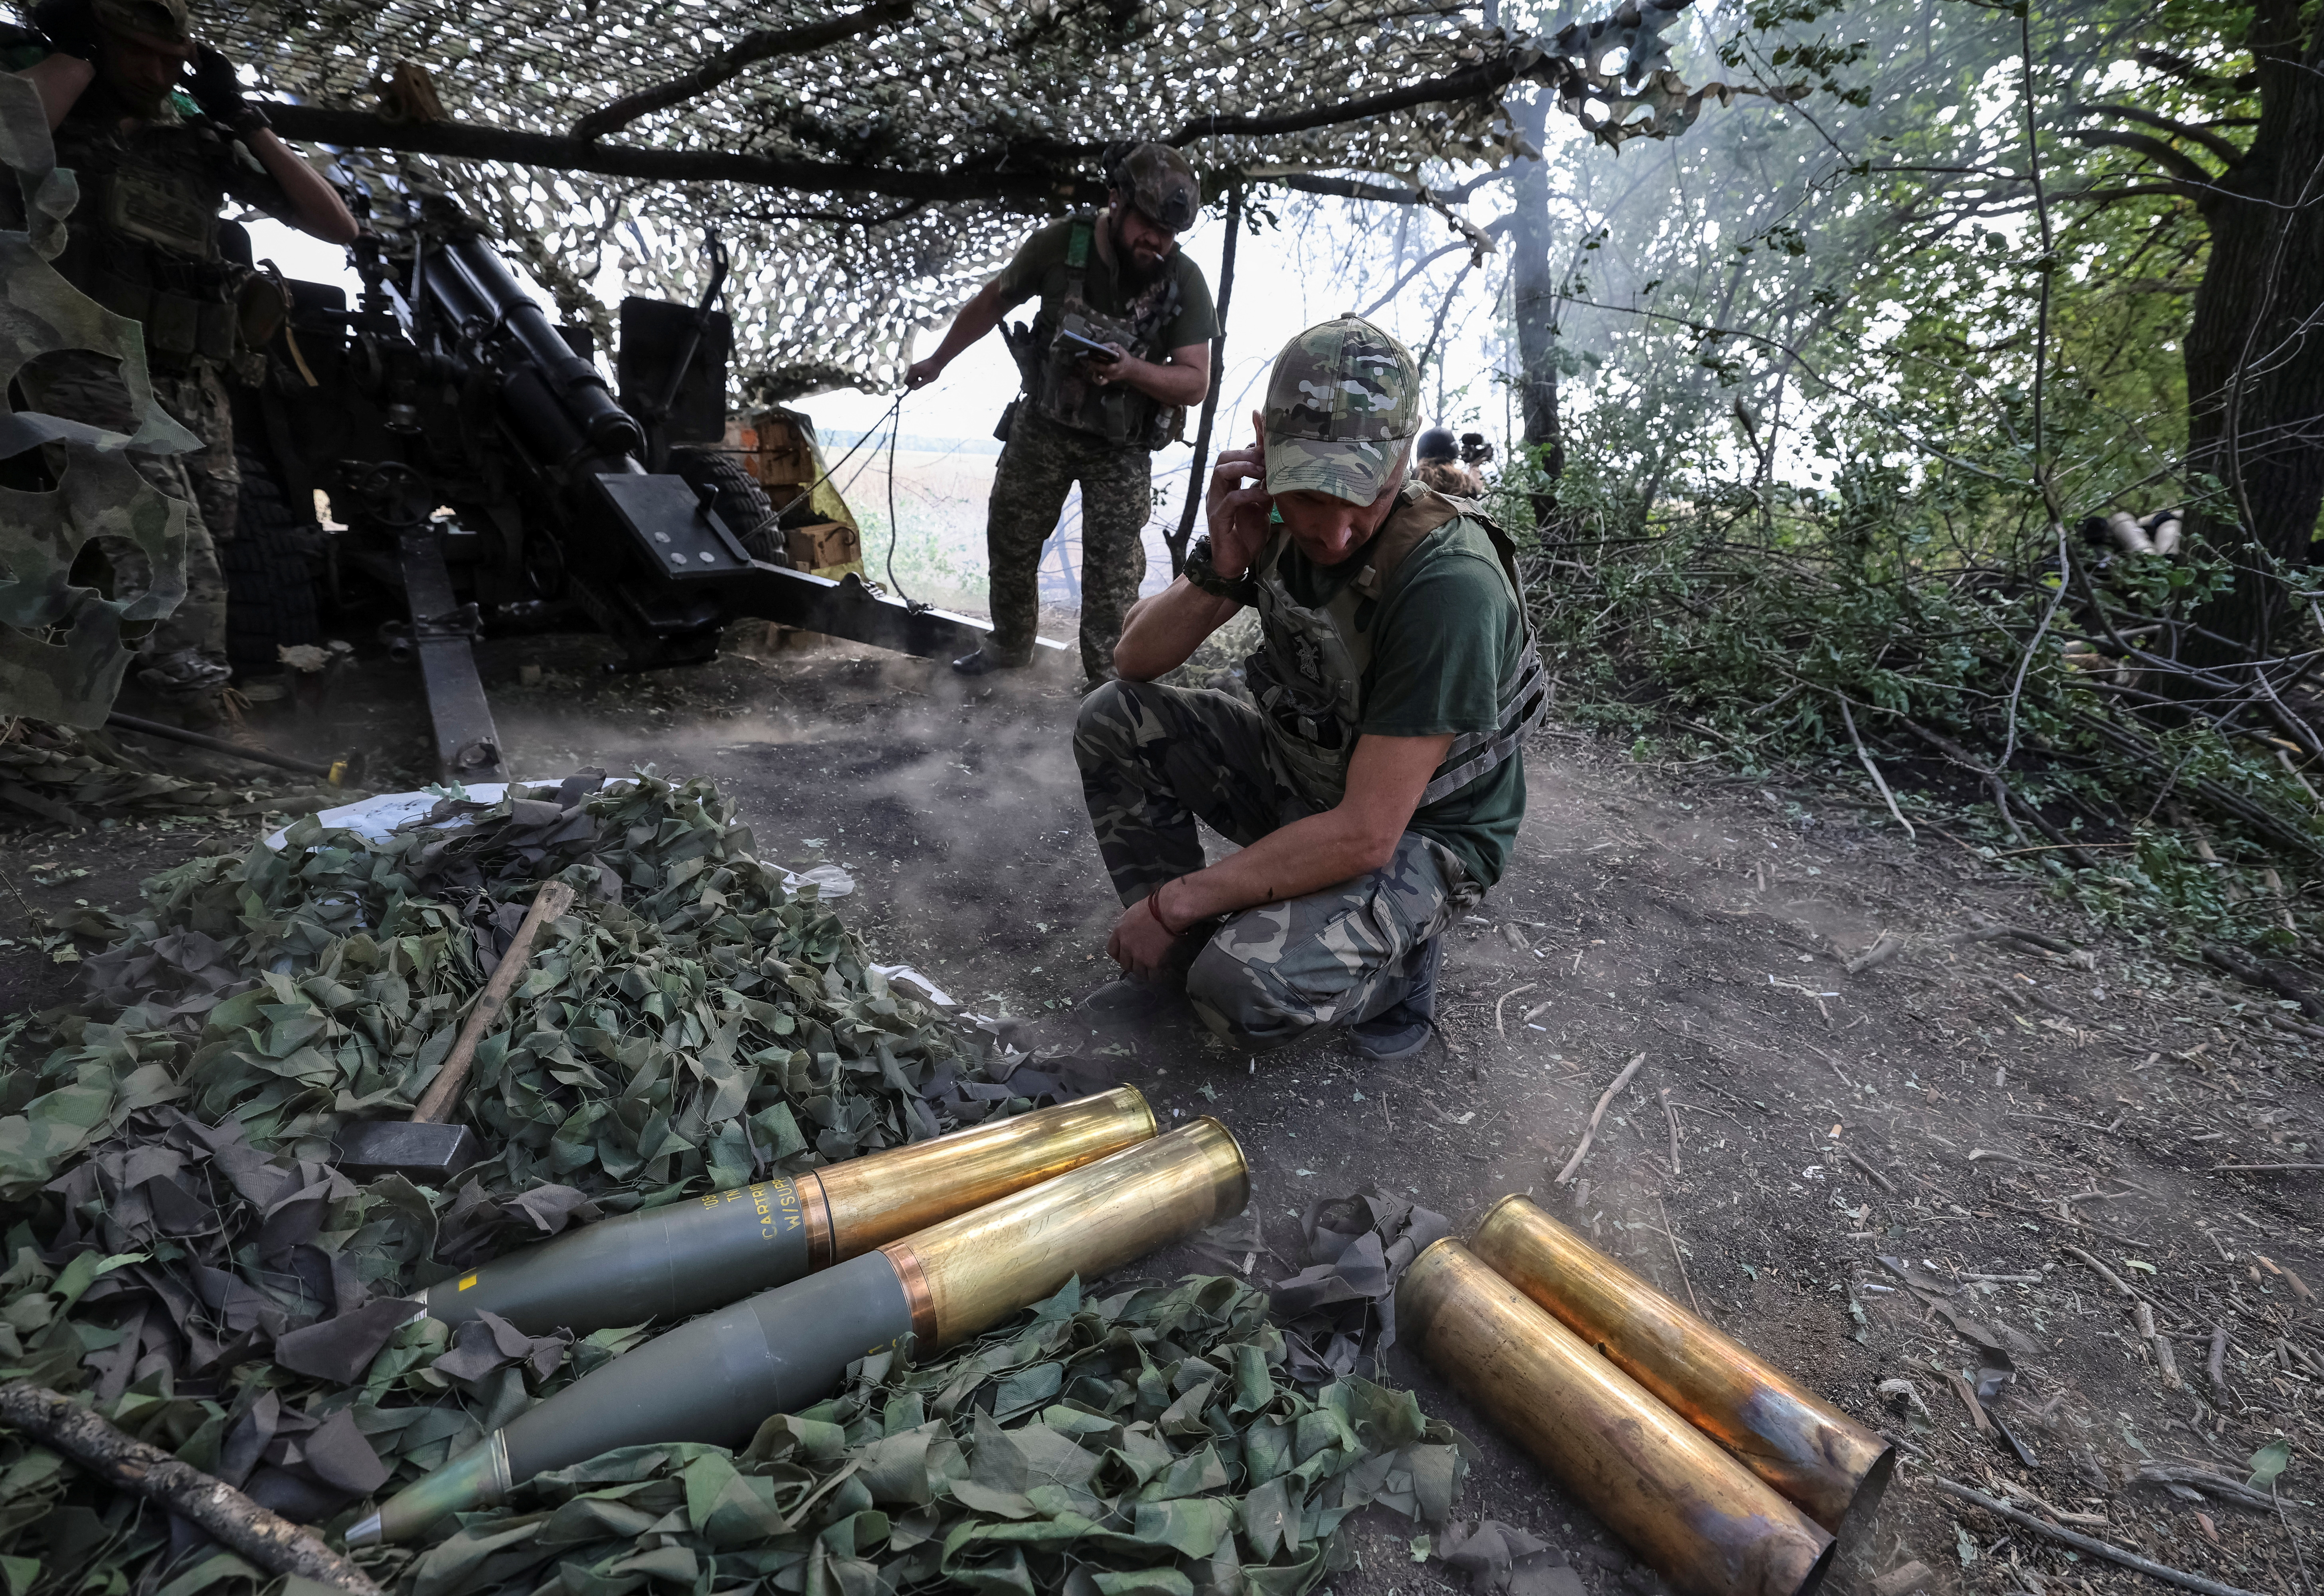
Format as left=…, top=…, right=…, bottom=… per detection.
left=1839, top=1146, right=1898, bottom=1193
left=1555, top=1051, right=1647, bottom=1185
left=1845, top=930, right=1907, bottom=976
left=1930, top=1477, right=2264, bottom=1596
left=2201, top=944, right=2324, bottom=1021
left=2136, top=1300, right=2184, bottom=1388
left=1839, top=696, right=1916, bottom=841
left=2063, top=1244, right=2137, bottom=1298
left=0, top=1382, right=384, bottom=1595
left=1495, top=982, right=1539, bottom=1038
left=2131, top=1462, right=2275, bottom=1513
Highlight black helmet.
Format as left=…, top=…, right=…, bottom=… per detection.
left=1416, top=427, right=1458, bottom=463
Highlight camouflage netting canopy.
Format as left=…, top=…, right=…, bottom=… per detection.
left=189, top=0, right=1740, bottom=397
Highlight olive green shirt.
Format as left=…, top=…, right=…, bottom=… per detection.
left=991, top=216, right=1220, bottom=352
left=1275, top=516, right=1529, bottom=887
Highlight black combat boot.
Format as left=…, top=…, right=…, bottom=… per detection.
left=1350, top=934, right=1444, bottom=1060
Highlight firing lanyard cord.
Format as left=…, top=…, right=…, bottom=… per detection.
left=883, top=394, right=928, bottom=614
left=747, top=391, right=905, bottom=541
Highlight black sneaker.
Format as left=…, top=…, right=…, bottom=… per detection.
left=1351, top=935, right=1444, bottom=1060
left=951, top=647, right=1028, bottom=676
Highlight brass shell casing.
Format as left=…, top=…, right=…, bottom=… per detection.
left=1469, top=1196, right=1892, bottom=1538
left=1402, top=1240, right=1834, bottom=1596
left=812, top=1084, right=1158, bottom=1264
left=882, top=1116, right=1249, bottom=1349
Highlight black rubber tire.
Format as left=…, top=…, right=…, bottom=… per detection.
left=670, top=446, right=780, bottom=563
left=223, top=442, right=322, bottom=676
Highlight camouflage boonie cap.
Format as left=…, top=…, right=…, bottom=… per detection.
left=1262, top=316, right=1420, bottom=502
left=1115, top=142, right=1198, bottom=233
left=93, top=0, right=191, bottom=45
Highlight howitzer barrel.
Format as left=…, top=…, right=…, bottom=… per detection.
left=440, top=234, right=643, bottom=460
left=415, top=1087, right=1158, bottom=1336
left=1400, top=1240, right=1835, bottom=1596
left=1469, top=1197, right=1892, bottom=1537
left=349, top=1119, right=1249, bottom=1546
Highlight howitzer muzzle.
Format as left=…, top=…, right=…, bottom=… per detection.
left=349, top=1118, right=1248, bottom=1546
left=415, top=1087, right=1158, bottom=1338
left=440, top=234, right=644, bottom=461
left=1400, top=1240, right=1834, bottom=1596
left=1469, top=1197, right=1892, bottom=1539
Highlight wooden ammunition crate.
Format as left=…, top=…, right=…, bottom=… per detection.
left=786, top=520, right=861, bottom=575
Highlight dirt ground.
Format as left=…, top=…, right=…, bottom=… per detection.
left=7, top=626, right=2323, bottom=1596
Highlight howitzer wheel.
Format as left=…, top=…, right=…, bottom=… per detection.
left=223, top=444, right=323, bottom=677
left=670, top=446, right=781, bottom=564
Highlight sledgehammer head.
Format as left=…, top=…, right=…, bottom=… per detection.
left=335, top=1120, right=483, bottom=1184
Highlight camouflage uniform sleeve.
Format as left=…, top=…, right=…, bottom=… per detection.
left=216, top=130, right=301, bottom=226
left=989, top=218, right=1072, bottom=314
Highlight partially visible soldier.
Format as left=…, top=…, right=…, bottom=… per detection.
left=8, top=0, right=358, bottom=723
left=906, top=142, right=1217, bottom=684
left=1412, top=427, right=1484, bottom=499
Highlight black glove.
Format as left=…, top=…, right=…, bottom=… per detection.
left=187, top=43, right=268, bottom=133
left=30, top=0, right=100, bottom=62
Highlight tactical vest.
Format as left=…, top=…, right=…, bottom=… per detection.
left=1027, top=213, right=1185, bottom=450
left=50, top=104, right=257, bottom=372
left=1245, top=484, right=1550, bottom=810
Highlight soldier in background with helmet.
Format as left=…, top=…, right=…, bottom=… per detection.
left=907, top=142, right=1218, bottom=684
left=7, top=0, right=358, bottom=725
left=1412, top=426, right=1485, bottom=499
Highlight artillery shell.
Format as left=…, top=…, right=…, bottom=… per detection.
left=417, top=1086, right=1157, bottom=1336
left=1469, top=1196, right=1892, bottom=1539
left=350, top=1117, right=1248, bottom=1545
left=1401, top=1239, right=1834, bottom=1596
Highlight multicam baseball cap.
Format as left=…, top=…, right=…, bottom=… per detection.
left=1113, top=142, right=1199, bottom=233
left=1262, top=316, right=1421, bottom=503
left=93, top=0, right=191, bottom=45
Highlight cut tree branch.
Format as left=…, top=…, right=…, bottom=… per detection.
left=2083, top=102, right=2246, bottom=166
left=0, top=1381, right=384, bottom=1595
left=571, top=0, right=915, bottom=142
left=1169, top=54, right=1528, bottom=143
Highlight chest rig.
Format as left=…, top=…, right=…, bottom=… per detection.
left=52, top=106, right=259, bottom=373
left=1245, top=484, right=1550, bottom=809
left=1028, top=213, right=1185, bottom=450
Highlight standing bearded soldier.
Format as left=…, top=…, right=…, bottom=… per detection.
left=8, top=0, right=358, bottom=724
left=908, top=142, right=1217, bottom=684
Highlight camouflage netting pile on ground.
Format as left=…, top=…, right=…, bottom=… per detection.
left=0, top=721, right=350, bottom=829
left=0, top=771, right=1465, bottom=1596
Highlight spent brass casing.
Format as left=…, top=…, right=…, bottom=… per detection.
left=415, top=1086, right=1157, bottom=1337
left=1469, top=1196, right=1892, bottom=1538
left=1401, top=1240, right=1834, bottom=1596
left=349, top=1118, right=1247, bottom=1547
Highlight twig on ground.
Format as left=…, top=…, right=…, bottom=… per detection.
left=1839, top=695, right=1916, bottom=841
left=1656, top=1193, right=1704, bottom=1318
left=0, top=1381, right=385, bottom=1594
left=2063, top=1244, right=2137, bottom=1299
left=1929, top=1477, right=2265, bottom=1596
left=1840, top=1146, right=1898, bottom=1192
left=2202, top=944, right=2324, bottom=1021
left=1555, top=1051, right=1647, bottom=1185
left=2136, top=1300, right=2183, bottom=1388
left=1659, top=1086, right=1682, bottom=1176
left=1845, top=930, right=1907, bottom=976
left=2213, top=1163, right=2324, bottom=1173
left=1495, top=982, right=1539, bottom=1038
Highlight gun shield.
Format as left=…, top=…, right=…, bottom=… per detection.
left=350, top=1117, right=1247, bottom=1546
left=417, top=1086, right=1157, bottom=1337
left=1400, top=1240, right=1833, bottom=1596
left=1469, top=1197, right=1891, bottom=1538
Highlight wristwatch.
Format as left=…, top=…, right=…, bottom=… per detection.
left=1183, top=536, right=1257, bottom=606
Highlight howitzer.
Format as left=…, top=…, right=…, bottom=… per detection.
left=239, top=205, right=1056, bottom=781
left=414, top=1086, right=1157, bottom=1336
left=348, top=1118, right=1250, bottom=1545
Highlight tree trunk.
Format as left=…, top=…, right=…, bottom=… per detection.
left=1507, top=88, right=1563, bottom=533
left=1168, top=185, right=1242, bottom=576
left=2180, top=0, right=2324, bottom=664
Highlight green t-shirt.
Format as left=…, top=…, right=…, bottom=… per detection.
left=1275, top=516, right=1529, bottom=887
left=991, top=216, right=1220, bottom=352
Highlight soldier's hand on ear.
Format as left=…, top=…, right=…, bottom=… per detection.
left=31, top=0, right=101, bottom=63
left=1203, top=411, right=1272, bottom=579
left=187, top=43, right=269, bottom=133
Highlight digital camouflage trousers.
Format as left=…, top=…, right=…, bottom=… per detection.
left=986, top=405, right=1152, bottom=680
left=1074, top=677, right=1479, bottom=1051
left=21, top=351, right=237, bottom=699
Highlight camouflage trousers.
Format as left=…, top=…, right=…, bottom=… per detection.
left=1075, top=678, right=1479, bottom=1051
left=20, top=351, right=237, bottom=698
left=986, top=405, right=1152, bottom=680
